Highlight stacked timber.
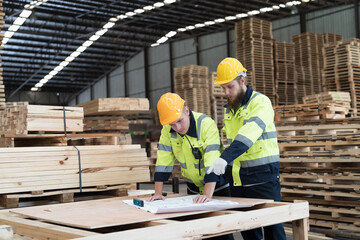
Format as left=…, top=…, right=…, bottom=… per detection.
left=292, top=32, right=342, bottom=103
left=274, top=102, right=349, bottom=121
left=174, top=65, right=211, bottom=116
left=322, top=38, right=360, bottom=115
left=0, top=2, right=4, bottom=109
left=235, top=17, right=275, bottom=104
left=0, top=145, right=149, bottom=195
left=276, top=117, right=360, bottom=236
left=0, top=102, right=84, bottom=135
left=303, top=91, right=351, bottom=109
left=274, top=42, right=296, bottom=105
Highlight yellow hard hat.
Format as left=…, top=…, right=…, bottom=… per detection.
left=214, top=57, right=247, bottom=85
left=157, top=93, right=185, bottom=126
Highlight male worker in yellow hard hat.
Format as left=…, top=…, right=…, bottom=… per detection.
left=207, top=57, right=286, bottom=240
left=147, top=92, right=233, bottom=240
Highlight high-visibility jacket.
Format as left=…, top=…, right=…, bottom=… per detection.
left=220, top=86, right=280, bottom=187
left=154, top=110, right=228, bottom=193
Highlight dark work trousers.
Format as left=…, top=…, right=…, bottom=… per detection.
left=187, top=186, right=234, bottom=240
left=225, top=168, right=286, bottom=240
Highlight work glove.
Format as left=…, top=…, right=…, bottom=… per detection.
left=206, top=157, right=228, bottom=175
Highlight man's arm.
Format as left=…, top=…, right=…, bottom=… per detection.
left=193, top=182, right=216, bottom=203
left=146, top=182, right=166, bottom=201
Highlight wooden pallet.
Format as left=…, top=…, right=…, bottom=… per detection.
left=235, top=17, right=273, bottom=41
left=173, top=65, right=209, bottom=78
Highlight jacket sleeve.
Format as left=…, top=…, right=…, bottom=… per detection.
left=221, top=95, right=274, bottom=163
left=154, top=126, right=176, bottom=182
left=201, top=117, right=221, bottom=183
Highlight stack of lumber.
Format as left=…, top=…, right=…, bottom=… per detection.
left=174, top=65, right=211, bottom=116
left=0, top=145, right=149, bottom=195
left=0, top=3, right=4, bottom=110
left=274, top=102, right=349, bottom=121
left=276, top=117, right=360, bottom=235
left=209, top=72, right=225, bottom=126
left=292, top=33, right=342, bottom=103
left=322, top=38, right=360, bottom=115
left=0, top=102, right=84, bottom=135
left=235, top=17, right=276, bottom=104
left=274, top=42, right=296, bottom=105
left=83, top=116, right=129, bottom=132
left=303, top=91, right=351, bottom=109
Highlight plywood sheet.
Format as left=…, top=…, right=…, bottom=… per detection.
left=10, top=195, right=272, bottom=229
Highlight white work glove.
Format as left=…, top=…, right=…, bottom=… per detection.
left=206, top=157, right=228, bottom=175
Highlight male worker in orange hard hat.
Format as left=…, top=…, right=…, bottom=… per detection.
left=207, top=57, right=286, bottom=240
left=147, top=92, right=233, bottom=240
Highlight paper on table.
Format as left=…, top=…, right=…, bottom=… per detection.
left=123, top=195, right=254, bottom=214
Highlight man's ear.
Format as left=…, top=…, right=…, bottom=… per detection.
left=184, top=106, right=190, bottom=116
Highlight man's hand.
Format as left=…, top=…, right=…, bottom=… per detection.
left=146, top=194, right=166, bottom=202
left=193, top=195, right=210, bottom=204
left=206, top=157, right=228, bottom=175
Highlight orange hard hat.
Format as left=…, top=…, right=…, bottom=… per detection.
left=215, top=57, right=247, bottom=85
left=157, top=93, right=185, bottom=126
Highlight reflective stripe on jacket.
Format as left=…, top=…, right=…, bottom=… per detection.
left=154, top=111, right=223, bottom=193
left=220, top=87, right=280, bottom=187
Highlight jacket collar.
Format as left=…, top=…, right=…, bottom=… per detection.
left=170, top=110, right=197, bottom=138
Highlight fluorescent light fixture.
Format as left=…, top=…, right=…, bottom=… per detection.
left=214, top=18, right=225, bottom=23
left=95, top=29, right=108, bottom=36
left=70, top=51, right=81, bottom=58
left=247, top=10, right=260, bottom=15
left=293, top=1, right=302, bottom=5
left=185, top=25, right=195, bottom=30
left=302, top=0, right=310, bottom=2
left=44, top=75, right=53, bottom=80
left=65, top=56, right=75, bottom=62
left=19, top=9, right=32, bottom=18
left=54, top=66, right=64, bottom=72
left=260, top=7, right=273, bottom=12
left=103, top=22, right=115, bottom=29
left=4, top=31, right=15, bottom=38
left=13, top=17, right=27, bottom=25
left=134, top=9, right=145, bottom=14
left=157, top=36, right=168, bottom=43
left=151, top=43, right=160, bottom=47
left=35, top=83, right=43, bottom=88
left=286, top=2, right=294, bottom=6
left=125, top=11, right=136, bottom=17
left=195, top=23, right=205, bottom=28
left=49, top=70, right=58, bottom=75
left=76, top=46, right=87, bottom=52
left=117, top=14, right=128, bottom=19
left=165, top=31, right=177, bottom=37
left=153, top=2, right=165, bottom=7
left=109, top=17, right=117, bottom=22
left=177, top=28, right=186, bottom=32
left=204, top=21, right=215, bottom=25
left=31, top=87, right=38, bottom=91
left=236, top=13, right=248, bottom=18
left=89, top=35, right=101, bottom=41
left=143, top=5, right=154, bottom=10
left=225, top=16, right=236, bottom=21
left=59, top=61, right=69, bottom=67
left=279, top=4, right=286, bottom=8
left=39, top=79, right=48, bottom=84
left=273, top=5, right=280, bottom=10
left=8, top=25, right=20, bottom=32
left=164, top=0, right=176, bottom=3
left=82, top=40, right=94, bottom=47
left=2, top=38, right=9, bottom=45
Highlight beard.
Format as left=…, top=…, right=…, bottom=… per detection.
left=227, top=90, right=245, bottom=110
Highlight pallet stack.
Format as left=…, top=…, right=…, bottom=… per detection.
left=274, top=42, right=296, bottom=105
left=276, top=117, right=360, bottom=236
left=235, top=17, right=276, bottom=104
left=303, top=91, right=351, bottom=109
left=174, top=65, right=211, bottom=116
left=322, top=38, right=360, bottom=115
left=0, top=1, right=4, bottom=110
left=292, top=33, right=342, bottom=103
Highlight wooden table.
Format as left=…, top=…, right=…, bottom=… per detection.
left=0, top=194, right=309, bottom=240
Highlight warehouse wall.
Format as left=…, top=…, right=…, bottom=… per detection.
left=69, top=3, right=358, bottom=107
left=9, top=91, right=73, bottom=106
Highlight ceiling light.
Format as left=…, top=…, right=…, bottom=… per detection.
left=293, top=1, right=302, bottom=5
left=54, top=66, right=64, bottom=72
left=125, top=11, right=136, bottom=17
left=260, top=7, right=273, bottom=12
left=157, top=36, right=168, bottom=43
left=279, top=4, right=286, bottom=8
left=31, top=87, right=38, bottom=91
left=302, top=0, right=310, bottom=2
left=236, top=13, right=248, bottom=18
left=39, top=79, right=48, bottom=84
left=19, top=9, right=32, bottom=18
left=49, top=70, right=58, bottom=75
left=103, top=22, right=115, bottom=29
left=134, top=9, right=145, bottom=14
left=247, top=10, right=260, bottom=15
left=214, top=18, right=225, bottom=23
left=8, top=25, right=20, bottom=32
left=2, top=38, right=9, bottom=45
left=153, top=2, right=165, bottom=8
left=76, top=46, right=87, bottom=52
left=95, top=29, right=108, bottom=36
left=109, top=17, right=117, bottom=22
left=35, top=83, right=43, bottom=88
left=82, top=40, right=94, bottom=47
left=117, top=15, right=128, bottom=19
left=4, top=32, right=15, bottom=38
left=272, top=5, right=280, bottom=10
left=164, top=0, right=176, bottom=3
left=185, top=25, right=195, bottom=30
left=143, top=5, right=154, bottom=11
left=59, top=61, right=69, bottom=67
left=204, top=21, right=215, bottom=25
left=165, top=31, right=177, bottom=37
left=195, top=23, right=205, bottom=28
left=70, top=51, right=81, bottom=58
left=89, top=35, right=100, bottom=41
left=44, top=75, right=53, bottom=80
left=225, top=16, right=236, bottom=21
left=286, top=2, right=294, bottom=6
left=65, top=56, right=75, bottom=62
left=177, top=28, right=186, bottom=32
left=13, top=17, right=26, bottom=25
left=151, top=43, right=160, bottom=47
